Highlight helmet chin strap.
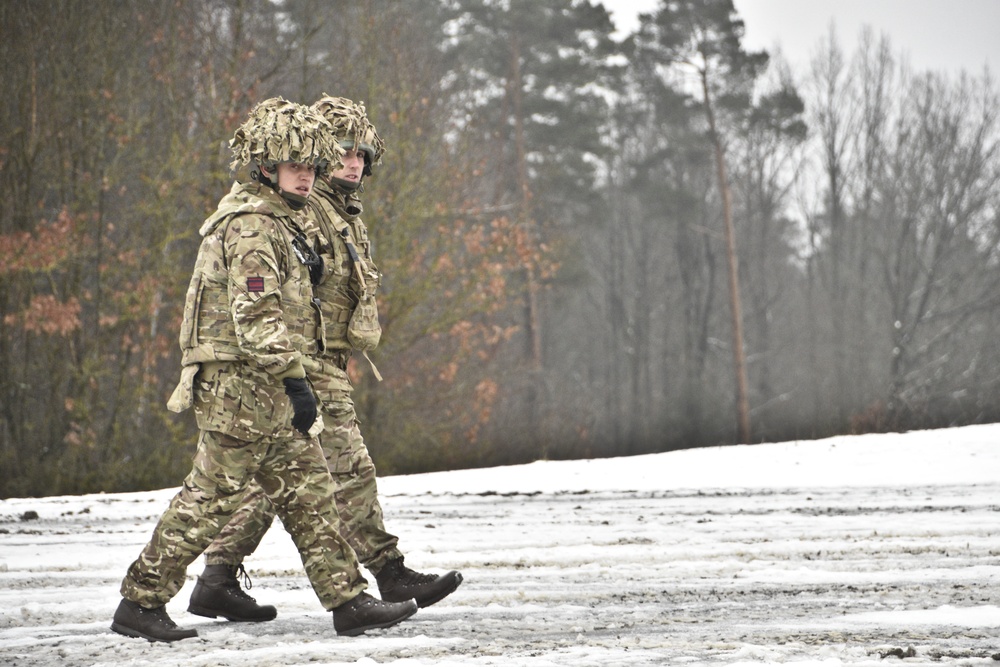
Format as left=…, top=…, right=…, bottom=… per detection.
left=255, top=162, right=278, bottom=184
left=252, top=167, right=273, bottom=188
left=281, top=191, right=309, bottom=211
left=330, top=175, right=362, bottom=193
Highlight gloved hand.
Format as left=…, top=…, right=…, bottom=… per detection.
left=282, top=377, right=317, bottom=435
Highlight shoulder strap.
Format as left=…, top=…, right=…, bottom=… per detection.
left=339, top=223, right=382, bottom=381
left=339, top=225, right=372, bottom=293
left=314, top=195, right=371, bottom=292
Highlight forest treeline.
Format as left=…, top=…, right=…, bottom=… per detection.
left=2, top=0, right=999, bottom=498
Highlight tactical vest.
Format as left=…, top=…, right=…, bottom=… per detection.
left=309, top=182, right=382, bottom=355
left=178, top=181, right=324, bottom=367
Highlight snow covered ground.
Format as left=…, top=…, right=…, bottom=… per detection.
left=1, top=424, right=998, bottom=666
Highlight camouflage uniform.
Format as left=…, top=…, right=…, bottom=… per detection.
left=201, top=161, right=403, bottom=576
left=119, top=105, right=370, bottom=611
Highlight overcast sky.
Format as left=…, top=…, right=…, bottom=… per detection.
left=605, top=0, right=1000, bottom=77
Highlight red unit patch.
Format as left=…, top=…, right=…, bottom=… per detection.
left=247, top=276, right=265, bottom=293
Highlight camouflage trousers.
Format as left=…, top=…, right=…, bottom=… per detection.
left=120, top=427, right=367, bottom=611
left=202, top=360, right=402, bottom=575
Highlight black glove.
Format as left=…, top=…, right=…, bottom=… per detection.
left=282, top=377, right=317, bottom=435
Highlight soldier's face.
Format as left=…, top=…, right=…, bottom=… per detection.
left=329, top=148, right=365, bottom=185
left=275, top=162, right=316, bottom=198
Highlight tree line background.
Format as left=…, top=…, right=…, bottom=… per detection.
left=2, top=0, right=999, bottom=499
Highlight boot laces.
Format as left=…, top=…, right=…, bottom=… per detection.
left=224, top=564, right=259, bottom=603
left=346, top=592, right=377, bottom=610
left=138, top=604, right=178, bottom=629
left=360, top=593, right=396, bottom=610
left=233, top=563, right=254, bottom=591
left=398, top=564, right=437, bottom=586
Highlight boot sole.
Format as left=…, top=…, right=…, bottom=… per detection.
left=335, top=603, right=418, bottom=637
left=187, top=605, right=277, bottom=622
left=111, top=621, right=198, bottom=643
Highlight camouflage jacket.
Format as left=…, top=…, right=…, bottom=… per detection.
left=169, top=181, right=326, bottom=408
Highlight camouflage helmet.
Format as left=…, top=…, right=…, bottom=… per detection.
left=229, top=97, right=344, bottom=175
left=310, top=95, right=385, bottom=176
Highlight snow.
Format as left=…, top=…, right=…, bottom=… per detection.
left=1, top=424, right=998, bottom=666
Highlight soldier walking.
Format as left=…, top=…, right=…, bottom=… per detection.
left=186, top=96, right=463, bottom=625
left=111, top=98, right=418, bottom=642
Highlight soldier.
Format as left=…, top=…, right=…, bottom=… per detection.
left=187, top=96, right=463, bottom=624
left=111, top=98, right=418, bottom=643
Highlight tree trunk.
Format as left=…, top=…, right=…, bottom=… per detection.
left=509, top=35, right=545, bottom=441
left=701, top=69, right=752, bottom=444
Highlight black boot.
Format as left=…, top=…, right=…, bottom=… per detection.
left=332, top=591, right=418, bottom=636
left=375, top=557, right=463, bottom=608
left=188, top=563, right=277, bottom=622
left=111, top=598, right=198, bottom=642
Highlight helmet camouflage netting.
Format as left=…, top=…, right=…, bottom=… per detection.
left=229, top=97, right=345, bottom=174
left=310, top=95, right=386, bottom=174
